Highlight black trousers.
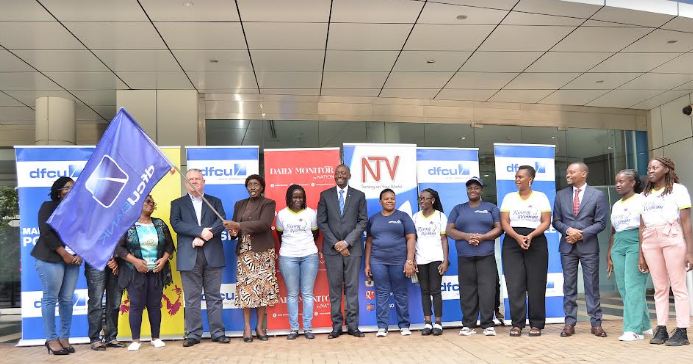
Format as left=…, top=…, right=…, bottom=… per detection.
left=501, top=228, right=548, bottom=329
left=416, top=261, right=443, bottom=319
left=127, top=271, right=163, bottom=340
left=458, top=255, right=497, bottom=328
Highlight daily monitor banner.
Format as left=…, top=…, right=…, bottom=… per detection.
left=493, top=143, right=564, bottom=324
left=263, top=148, right=340, bottom=332
left=416, top=147, right=480, bottom=325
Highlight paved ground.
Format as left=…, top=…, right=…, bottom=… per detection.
left=1, top=319, right=692, bottom=364
left=1, top=295, right=691, bottom=363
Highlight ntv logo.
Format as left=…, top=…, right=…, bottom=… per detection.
left=506, top=161, right=546, bottom=174
left=362, top=156, right=399, bottom=182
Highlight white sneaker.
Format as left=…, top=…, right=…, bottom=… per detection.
left=127, top=342, right=141, bottom=351
left=618, top=332, right=644, bottom=341
left=642, top=329, right=653, bottom=336
left=483, top=327, right=496, bottom=336
left=150, top=339, right=166, bottom=348
left=376, top=328, right=388, bottom=337
left=459, top=327, right=476, bottom=336
left=400, top=328, right=411, bottom=336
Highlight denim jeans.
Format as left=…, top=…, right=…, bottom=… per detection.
left=371, top=262, right=410, bottom=330
left=279, top=254, right=319, bottom=331
left=85, top=264, right=122, bottom=343
left=35, top=259, right=79, bottom=340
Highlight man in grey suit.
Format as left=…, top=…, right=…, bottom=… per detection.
left=317, top=164, right=368, bottom=339
left=170, top=169, right=230, bottom=346
left=553, top=162, right=609, bottom=337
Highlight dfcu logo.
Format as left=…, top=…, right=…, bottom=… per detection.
left=506, top=161, right=546, bottom=174
left=29, top=164, right=83, bottom=179
left=362, top=156, right=399, bottom=182
left=85, top=155, right=129, bottom=208
left=428, top=164, right=470, bottom=176
left=199, top=164, right=247, bottom=177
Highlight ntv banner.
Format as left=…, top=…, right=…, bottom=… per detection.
left=493, top=143, right=564, bottom=324
left=416, top=147, right=480, bottom=326
left=263, top=148, right=341, bottom=332
left=342, top=143, right=420, bottom=329
left=117, top=146, right=185, bottom=340
left=185, top=146, right=259, bottom=334
left=16, top=146, right=92, bottom=345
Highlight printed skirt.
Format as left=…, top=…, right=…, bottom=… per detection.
left=235, top=244, right=279, bottom=308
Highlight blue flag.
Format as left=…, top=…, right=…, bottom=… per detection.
left=48, top=108, right=172, bottom=270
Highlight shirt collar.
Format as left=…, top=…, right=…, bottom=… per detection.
left=573, top=183, right=587, bottom=192
left=337, top=185, right=349, bottom=194
left=188, top=193, right=203, bottom=201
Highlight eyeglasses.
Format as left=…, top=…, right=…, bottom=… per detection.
left=144, top=200, right=156, bottom=205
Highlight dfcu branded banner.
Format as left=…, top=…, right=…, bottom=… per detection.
left=117, top=147, right=185, bottom=340
left=185, top=146, right=259, bottom=334
left=416, top=148, right=479, bottom=325
left=263, top=148, right=340, bottom=332
left=16, top=146, right=93, bottom=346
left=493, top=143, right=564, bottom=324
left=342, top=143, right=420, bottom=329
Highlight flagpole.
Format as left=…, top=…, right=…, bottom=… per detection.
left=170, top=164, right=227, bottom=223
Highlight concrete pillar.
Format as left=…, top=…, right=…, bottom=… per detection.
left=35, top=96, right=75, bottom=145
left=116, top=90, right=199, bottom=146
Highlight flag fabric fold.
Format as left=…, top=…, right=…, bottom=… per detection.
left=48, top=108, right=172, bottom=269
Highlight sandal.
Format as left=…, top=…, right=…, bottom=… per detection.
left=509, top=326, right=522, bottom=337
left=528, top=327, right=542, bottom=337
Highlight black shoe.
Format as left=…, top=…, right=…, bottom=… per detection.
left=421, top=323, right=433, bottom=336
left=287, top=330, right=299, bottom=340
left=650, top=325, right=669, bottom=345
left=182, top=338, right=200, bottom=347
left=347, top=329, right=365, bottom=338
left=327, top=330, right=342, bottom=339
left=45, top=341, right=69, bottom=355
left=59, top=339, right=76, bottom=353
left=304, top=330, right=315, bottom=340
left=212, top=335, right=231, bottom=344
left=665, top=328, right=689, bottom=346
left=105, top=340, right=125, bottom=348
left=255, top=328, right=269, bottom=341
left=432, top=323, right=443, bottom=336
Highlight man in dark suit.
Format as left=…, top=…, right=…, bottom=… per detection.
left=317, top=164, right=368, bottom=339
left=553, top=162, right=609, bottom=337
left=170, top=168, right=229, bottom=346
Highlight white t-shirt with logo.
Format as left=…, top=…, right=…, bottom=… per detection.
left=641, top=183, right=691, bottom=227
left=412, top=210, right=448, bottom=265
left=500, top=191, right=552, bottom=229
left=610, top=194, right=643, bottom=232
left=275, top=207, right=318, bottom=257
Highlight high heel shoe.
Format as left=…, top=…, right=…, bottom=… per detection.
left=59, top=339, right=75, bottom=353
left=255, top=327, right=269, bottom=341
left=243, top=328, right=254, bottom=343
left=45, top=341, right=69, bottom=355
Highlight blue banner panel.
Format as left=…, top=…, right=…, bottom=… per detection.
left=16, top=146, right=94, bottom=345
left=493, top=143, right=564, bottom=324
left=185, top=146, right=259, bottom=334
left=417, top=148, right=480, bottom=326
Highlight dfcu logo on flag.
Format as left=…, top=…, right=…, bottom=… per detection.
left=85, top=155, right=129, bottom=208
left=48, top=108, right=172, bottom=270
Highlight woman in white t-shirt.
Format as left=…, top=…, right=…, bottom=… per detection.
left=605, top=169, right=650, bottom=342
left=499, top=165, right=551, bottom=337
left=276, top=184, right=319, bottom=341
left=412, top=188, right=449, bottom=336
left=639, top=157, right=693, bottom=346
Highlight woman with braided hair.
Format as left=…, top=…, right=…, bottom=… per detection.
left=639, top=157, right=693, bottom=346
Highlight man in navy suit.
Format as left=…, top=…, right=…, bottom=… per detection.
left=170, top=169, right=229, bottom=346
left=553, top=162, right=609, bottom=337
left=317, top=164, right=368, bottom=339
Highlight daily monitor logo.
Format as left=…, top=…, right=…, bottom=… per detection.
left=361, top=156, right=399, bottom=183
left=85, top=155, right=129, bottom=208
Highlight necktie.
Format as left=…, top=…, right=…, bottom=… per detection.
left=573, top=188, right=581, bottom=216
left=339, top=189, right=345, bottom=215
